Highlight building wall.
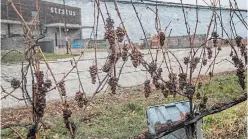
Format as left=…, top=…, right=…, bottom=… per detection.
left=1, top=36, right=25, bottom=50
left=1, top=22, right=81, bottom=50
left=78, top=1, right=247, bottom=43
left=1, top=23, right=23, bottom=37
left=40, top=27, right=81, bottom=47
left=10, top=24, right=24, bottom=36
left=165, top=34, right=207, bottom=48
left=1, top=24, right=8, bottom=37
left=1, top=23, right=26, bottom=50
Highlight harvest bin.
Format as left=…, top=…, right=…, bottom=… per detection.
left=146, top=101, right=203, bottom=139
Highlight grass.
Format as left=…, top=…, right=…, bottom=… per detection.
left=1, top=73, right=247, bottom=139
left=1, top=51, right=80, bottom=64
left=42, top=53, right=80, bottom=61
left=203, top=102, right=246, bottom=139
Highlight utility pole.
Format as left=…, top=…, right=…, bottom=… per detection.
left=63, top=0, right=69, bottom=54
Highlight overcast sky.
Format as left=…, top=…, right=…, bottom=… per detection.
left=160, top=0, right=247, bottom=9
left=55, top=0, right=247, bottom=9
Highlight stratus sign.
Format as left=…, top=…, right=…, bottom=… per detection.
left=50, top=7, right=76, bottom=16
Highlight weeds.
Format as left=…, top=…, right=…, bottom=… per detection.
left=1, top=73, right=246, bottom=138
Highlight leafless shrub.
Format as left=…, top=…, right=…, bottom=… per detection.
left=2, top=0, right=247, bottom=138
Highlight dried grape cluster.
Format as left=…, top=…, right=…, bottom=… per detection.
left=131, top=49, right=143, bottom=68
left=27, top=125, right=37, bottom=139
left=190, top=57, right=200, bottom=72
left=198, top=82, right=202, bottom=89
left=209, top=71, right=213, bottom=77
left=144, top=80, right=151, bottom=98
left=108, top=53, right=116, bottom=62
left=167, top=73, right=178, bottom=97
left=34, top=71, right=45, bottom=117
left=89, top=65, right=98, bottom=84
left=184, top=57, right=189, bottom=65
left=230, top=51, right=233, bottom=57
left=184, top=83, right=195, bottom=98
left=241, top=45, right=247, bottom=64
left=157, top=67, right=163, bottom=76
left=178, top=73, right=187, bottom=90
left=74, top=91, right=88, bottom=108
left=44, top=79, right=52, bottom=89
left=27, top=72, right=52, bottom=138
left=35, top=71, right=44, bottom=85
left=102, top=60, right=112, bottom=73
left=159, top=32, right=165, bottom=46
left=103, top=17, right=117, bottom=73
left=199, top=96, right=208, bottom=111
left=207, top=48, right=213, bottom=59
left=152, top=68, right=162, bottom=89
left=196, top=92, right=201, bottom=99
left=59, top=81, right=66, bottom=96
left=202, top=57, right=207, bottom=66
left=169, top=73, right=177, bottom=81
left=122, top=44, right=129, bottom=61
left=108, top=77, right=118, bottom=94
left=62, top=103, right=76, bottom=137
left=236, top=62, right=245, bottom=90
left=35, top=86, right=47, bottom=117
left=165, top=81, right=177, bottom=98
left=152, top=75, right=160, bottom=89
left=116, top=27, right=125, bottom=42
left=235, top=36, right=242, bottom=47
left=160, top=83, right=169, bottom=98
left=104, top=17, right=115, bottom=50
left=232, top=55, right=239, bottom=67
left=34, top=71, right=52, bottom=117
left=117, top=52, right=122, bottom=60
left=211, top=31, right=219, bottom=47
left=240, top=44, right=247, bottom=58
left=11, top=78, right=20, bottom=89
left=105, top=33, right=115, bottom=51
left=148, top=61, right=157, bottom=76
left=102, top=60, right=114, bottom=73
left=235, top=36, right=248, bottom=64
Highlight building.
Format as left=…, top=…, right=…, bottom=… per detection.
left=78, top=0, right=247, bottom=47
left=1, top=0, right=82, bottom=52
left=1, top=0, right=247, bottom=51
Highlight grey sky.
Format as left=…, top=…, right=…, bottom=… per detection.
left=50, top=0, right=248, bottom=9
left=160, top=0, right=247, bottom=9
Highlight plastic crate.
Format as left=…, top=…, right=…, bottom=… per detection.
left=146, top=101, right=203, bottom=139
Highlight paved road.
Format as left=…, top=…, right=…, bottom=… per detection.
left=1, top=47, right=240, bottom=108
